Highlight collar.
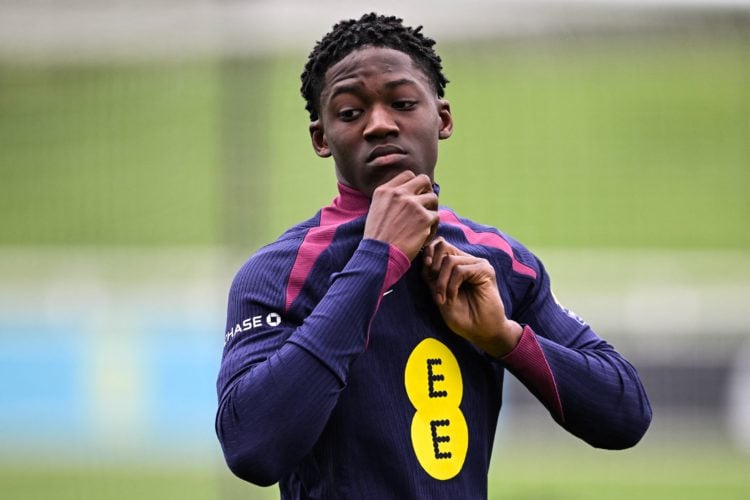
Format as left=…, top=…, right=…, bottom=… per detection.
left=333, top=181, right=441, bottom=211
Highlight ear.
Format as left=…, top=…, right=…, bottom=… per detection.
left=437, top=99, right=453, bottom=140
left=309, top=120, right=331, bottom=158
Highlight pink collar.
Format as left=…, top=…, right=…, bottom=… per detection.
left=332, top=183, right=371, bottom=214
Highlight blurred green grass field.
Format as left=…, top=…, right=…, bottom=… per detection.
left=2, top=444, right=749, bottom=500
left=1, top=35, right=748, bottom=250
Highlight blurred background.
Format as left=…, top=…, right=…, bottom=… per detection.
left=1, top=0, right=749, bottom=498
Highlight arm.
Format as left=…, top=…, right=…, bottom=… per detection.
left=422, top=238, right=652, bottom=449
left=216, top=239, right=409, bottom=485
left=216, top=172, right=438, bottom=485
left=504, top=260, right=652, bottom=449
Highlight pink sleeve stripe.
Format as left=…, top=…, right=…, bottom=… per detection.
left=285, top=189, right=370, bottom=312
left=381, top=245, right=411, bottom=296
left=501, top=325, right=564, bottom=422
left=365, top=244, right=410, bottom=350
left=365, top=245, right=418, bottom=342
left=285, top=224, right=337, bottom=312
left=438, top=210, right=537, bottom=279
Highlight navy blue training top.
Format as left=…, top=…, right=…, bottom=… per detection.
left=216, top=183, right=652, bottom=499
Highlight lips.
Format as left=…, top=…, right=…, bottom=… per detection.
left=367, top=144, right=406, bottom=162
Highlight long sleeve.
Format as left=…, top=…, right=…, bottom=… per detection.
left=501, top=257, right=652, bottom=449
left=215, top=238, right=409, bottom=486
left=434, top=208, right=652, bottom=449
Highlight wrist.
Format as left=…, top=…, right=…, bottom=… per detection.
left=485, top=319, right=523, bottom=358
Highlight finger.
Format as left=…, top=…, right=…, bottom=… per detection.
left=425, top=237, right=448, bottom=275
left=400, top=172, right=433, bottom=194
left=380, top=170, right=416, bottom=188
left=433, top=239, right=456, bottom=277
left=412, top=193, right=439, bottom=241
left=422, top=209, right=441, bottom=249
left=372, top=171, right=416, bottom=196
left=422, top=236, right=442, bottom=267
left=435, top=254, right=476, bottom=303
left=429, top=238, right=467, bottom=276
left=425, top=218, right=439, bottom=247
left=445, top=262, right=485, bottom=302
left=415, top=191, right=438, bottom=211
left=416, top=209, right=440, bottom=249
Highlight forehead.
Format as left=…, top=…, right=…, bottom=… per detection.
left=321, top=46, right=432, bottom=97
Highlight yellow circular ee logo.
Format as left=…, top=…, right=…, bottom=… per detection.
left=404, top=338, right=468, bottom=480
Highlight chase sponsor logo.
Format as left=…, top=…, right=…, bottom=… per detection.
left=561, top=306, right=586, bottom=325
left=225, top=312, right=282, bottom=344
left=552, top=291, right=586, bottom=325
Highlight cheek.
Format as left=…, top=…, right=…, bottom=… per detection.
left=327, top=129, right=358, bottom=155
left=325, top=138, right=345, bottom=160
left=416, top=114, right=443, bottom=144
left=417, top=128, right=440, bottom=157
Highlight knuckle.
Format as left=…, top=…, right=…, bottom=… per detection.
left=481, top=259, right=495, bottom=273
left=372, top=184, right=389, bottom=197
left=445, top=254, right=460, bottom=266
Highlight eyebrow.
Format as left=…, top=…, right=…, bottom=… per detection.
left=328, top=78, right=420, bottom=100
left=384, top=78, right=419, bottom=90
left=329, top=83, right=362, bottom=100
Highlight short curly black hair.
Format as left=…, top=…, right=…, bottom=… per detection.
left=300, top=12, right=449, bottom=121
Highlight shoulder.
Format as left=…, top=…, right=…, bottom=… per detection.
left=437, top=207, right=541, bottom=282
left=229, top=214, right=321, bottom=300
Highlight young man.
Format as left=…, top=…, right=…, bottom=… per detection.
left=216, top=13, right=651, bottom=499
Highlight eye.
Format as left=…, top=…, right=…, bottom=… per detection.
left=393, top=100, right=417, bottom=110
left=338, top=108, right=362, bottom=121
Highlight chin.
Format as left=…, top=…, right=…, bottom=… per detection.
left=367, top=166, right=409, bottom=191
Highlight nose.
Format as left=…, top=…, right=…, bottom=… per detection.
left=363, top=105, right=398, bottom=140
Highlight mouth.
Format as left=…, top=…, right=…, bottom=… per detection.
left=366, top=144, right=407, bottom=163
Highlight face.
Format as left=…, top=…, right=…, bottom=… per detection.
left=309, top=46, right=453, bottom=197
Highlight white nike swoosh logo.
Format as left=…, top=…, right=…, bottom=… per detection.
left=383, top=289, right=394, bottom=297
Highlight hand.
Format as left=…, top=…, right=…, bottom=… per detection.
left=422, top=237, right=522, bottom=357
left=363, top=171, right=439, bottom=261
